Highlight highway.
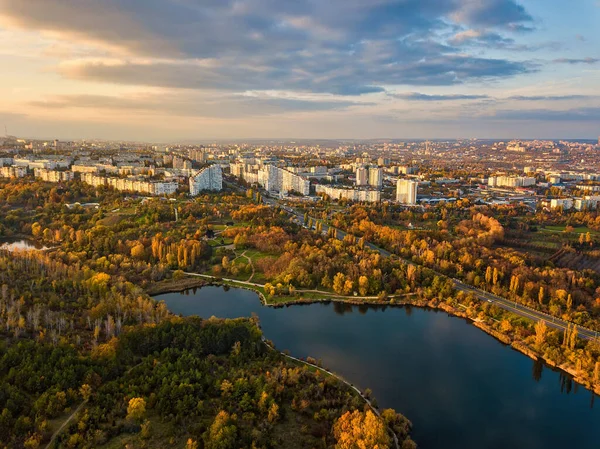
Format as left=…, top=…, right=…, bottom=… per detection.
left=265, top=197, right=599, bottom=341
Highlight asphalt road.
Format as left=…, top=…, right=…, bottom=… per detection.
left=267, top=197, right=598, bottom=340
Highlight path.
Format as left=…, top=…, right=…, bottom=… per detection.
left=183, top=272, right=413, bottom=301
left=266, top=199, right=600, bottom=341
left=236, top=250, right=256, bottom=282
left=262, top=338, right=400, bottom=449
left=45, top=401, right=86, bottom=449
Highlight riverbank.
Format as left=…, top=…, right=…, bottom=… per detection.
left=145, top=277, right=209, bottom=295
left=261, top=338, right=411, bottom=449
left=166, top=274, right=600, bottom=396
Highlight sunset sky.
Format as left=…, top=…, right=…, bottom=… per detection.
left=0, top=0, right=599, bottom=141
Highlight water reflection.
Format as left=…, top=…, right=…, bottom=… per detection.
left=157, top=286, right=600, bottom=449
left=532, top=358, right=543, bottom=382
left=0, top=238, right=47, bottom=252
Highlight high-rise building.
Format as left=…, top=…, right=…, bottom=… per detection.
left=257, top=165, right=309, bottom=195
left=396, top=179, right=418, bottom=204
left=189, top=164, right=223, bottom=195
left=356, top=167, right=368, bottom=186
left=368, top=167, right=383, bottom=188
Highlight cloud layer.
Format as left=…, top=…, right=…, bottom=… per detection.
left=0, top=0, right=538, bottom=95
left=0, top=0, right=599, bottom=139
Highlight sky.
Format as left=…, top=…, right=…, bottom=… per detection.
left=0, top=0, right=599, bottom=142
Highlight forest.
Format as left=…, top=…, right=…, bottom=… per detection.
left=0, top=179, right=415, bottom=449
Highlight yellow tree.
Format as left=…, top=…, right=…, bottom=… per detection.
left=534, top=320, right=547, bottom=348
left=358, top=276, right=369, bottom=296
left=126, top=397, right=146, bottom=422
left=130, top=243, right=146, bottom=260
left=333, top=410, right=390, bottom=449
left=333, top=273, right=346, bottom=295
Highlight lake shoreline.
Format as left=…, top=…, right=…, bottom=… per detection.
left=153, top=279, right=600, bottom=396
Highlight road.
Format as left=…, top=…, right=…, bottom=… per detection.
left=266, top=197, right=599, bottom=341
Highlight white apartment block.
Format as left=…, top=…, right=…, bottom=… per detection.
left=0, top=166, right=27, bottom=179
left=576, top=184, right=600, bottom=192
left=316, top=185, right=380, bottom=203
left=356, top=167, right=368, bottom=186
left=488, top=176, right=536, bottom=188
left=258, top=165, right=310, bottom=195
left=281, top=169, right=310, bottom=195
left=80, top=172, right=178, bottom=196
left=71, top=164, right=99, bottom=174
left=189, top=164, right=223, bottom=195
left=13, top=158, right=58, bottom=170
left=550, top=198, right=574, bottom=210
left=368, top=167, right=383, bottom=188
left=396, top=179, right=418, bottom=204
left=34, top=168, right=74, bottom=183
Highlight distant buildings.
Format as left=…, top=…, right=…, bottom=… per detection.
left=396, top=179, right=418, bottom=204
left=257, top=165, right=310, bottom=196
left=34, top=168, right=74, bottom=183
left=355, top=166, right=382, bottom=188
left=550, top=196, right=600, bottom=211
left=550, top=198, right=574, bottom=210
left=488, top=176, right=536, bottom=188
left=356, top=167, right=368, bottom=186
left=0, top=166, right=27, bottom=179
left=368, top=167, right=383, bottom=188
left=316, top=185, right=380, bottom=203
left=398, top=166, right=417, bottom=175
left=189, top=164, right=223, bottom=195
left=80, top=173, right=178, bottom=196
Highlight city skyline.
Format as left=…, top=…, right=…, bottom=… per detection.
left=1, top=0, right=599, bottom=141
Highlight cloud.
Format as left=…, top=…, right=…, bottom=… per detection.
left=494, top=107, right=600, bottom=121
left=59, top=53, right=532, bottom=95
left=390, top=92, right=490, bottom=101
left=0, top=0, right=535, bottom=95
left=508, top=95, right=592, bottom=101
left=553, top=57, right=599, bottom=65
left=28, top=93, right=368, bottom=118
left=450, top=0, right=533, bottom=28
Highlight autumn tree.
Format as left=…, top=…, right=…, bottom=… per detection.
left=333, top=410, right=390, bottom=449
left=534, top=320, right=547, bottom=348
left=358, top=276, right=369, bottom=296
left=204, top=410, right=237, bottom=449
left=126, top=397, right=146, bottom=422
left=333, top=273, right=346, bottom=295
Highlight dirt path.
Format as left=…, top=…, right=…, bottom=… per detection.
left=45, top=401, right=86, bottom=449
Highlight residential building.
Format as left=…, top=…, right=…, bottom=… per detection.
left=356, top=167, right=368, bottom=186
left=368, top=167, right=383, bottom=188
left=316, top=185, right=380, bottom=203
left=396, top=179, right=418, bottom=204
left=488, top=176, right=536, bottom=188
left=34, top=168, right=74, bottom=183
left=0, top=165, right=27, bottom=178
left=189, top=164, right=223, bottom=195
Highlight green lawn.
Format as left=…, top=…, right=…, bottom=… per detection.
left=541, top=225, right=598, bottom=235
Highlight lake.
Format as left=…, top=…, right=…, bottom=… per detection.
left=0, top=238, right=47, bottom=252
left=156, top=286, right=600, bottom=449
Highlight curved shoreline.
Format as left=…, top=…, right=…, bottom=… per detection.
left=261, top=338, right=403, bottom=449
left=151, top=278, right=600, bottom=396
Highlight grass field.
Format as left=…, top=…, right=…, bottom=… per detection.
left=541, top=225, right=598, bottom=235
